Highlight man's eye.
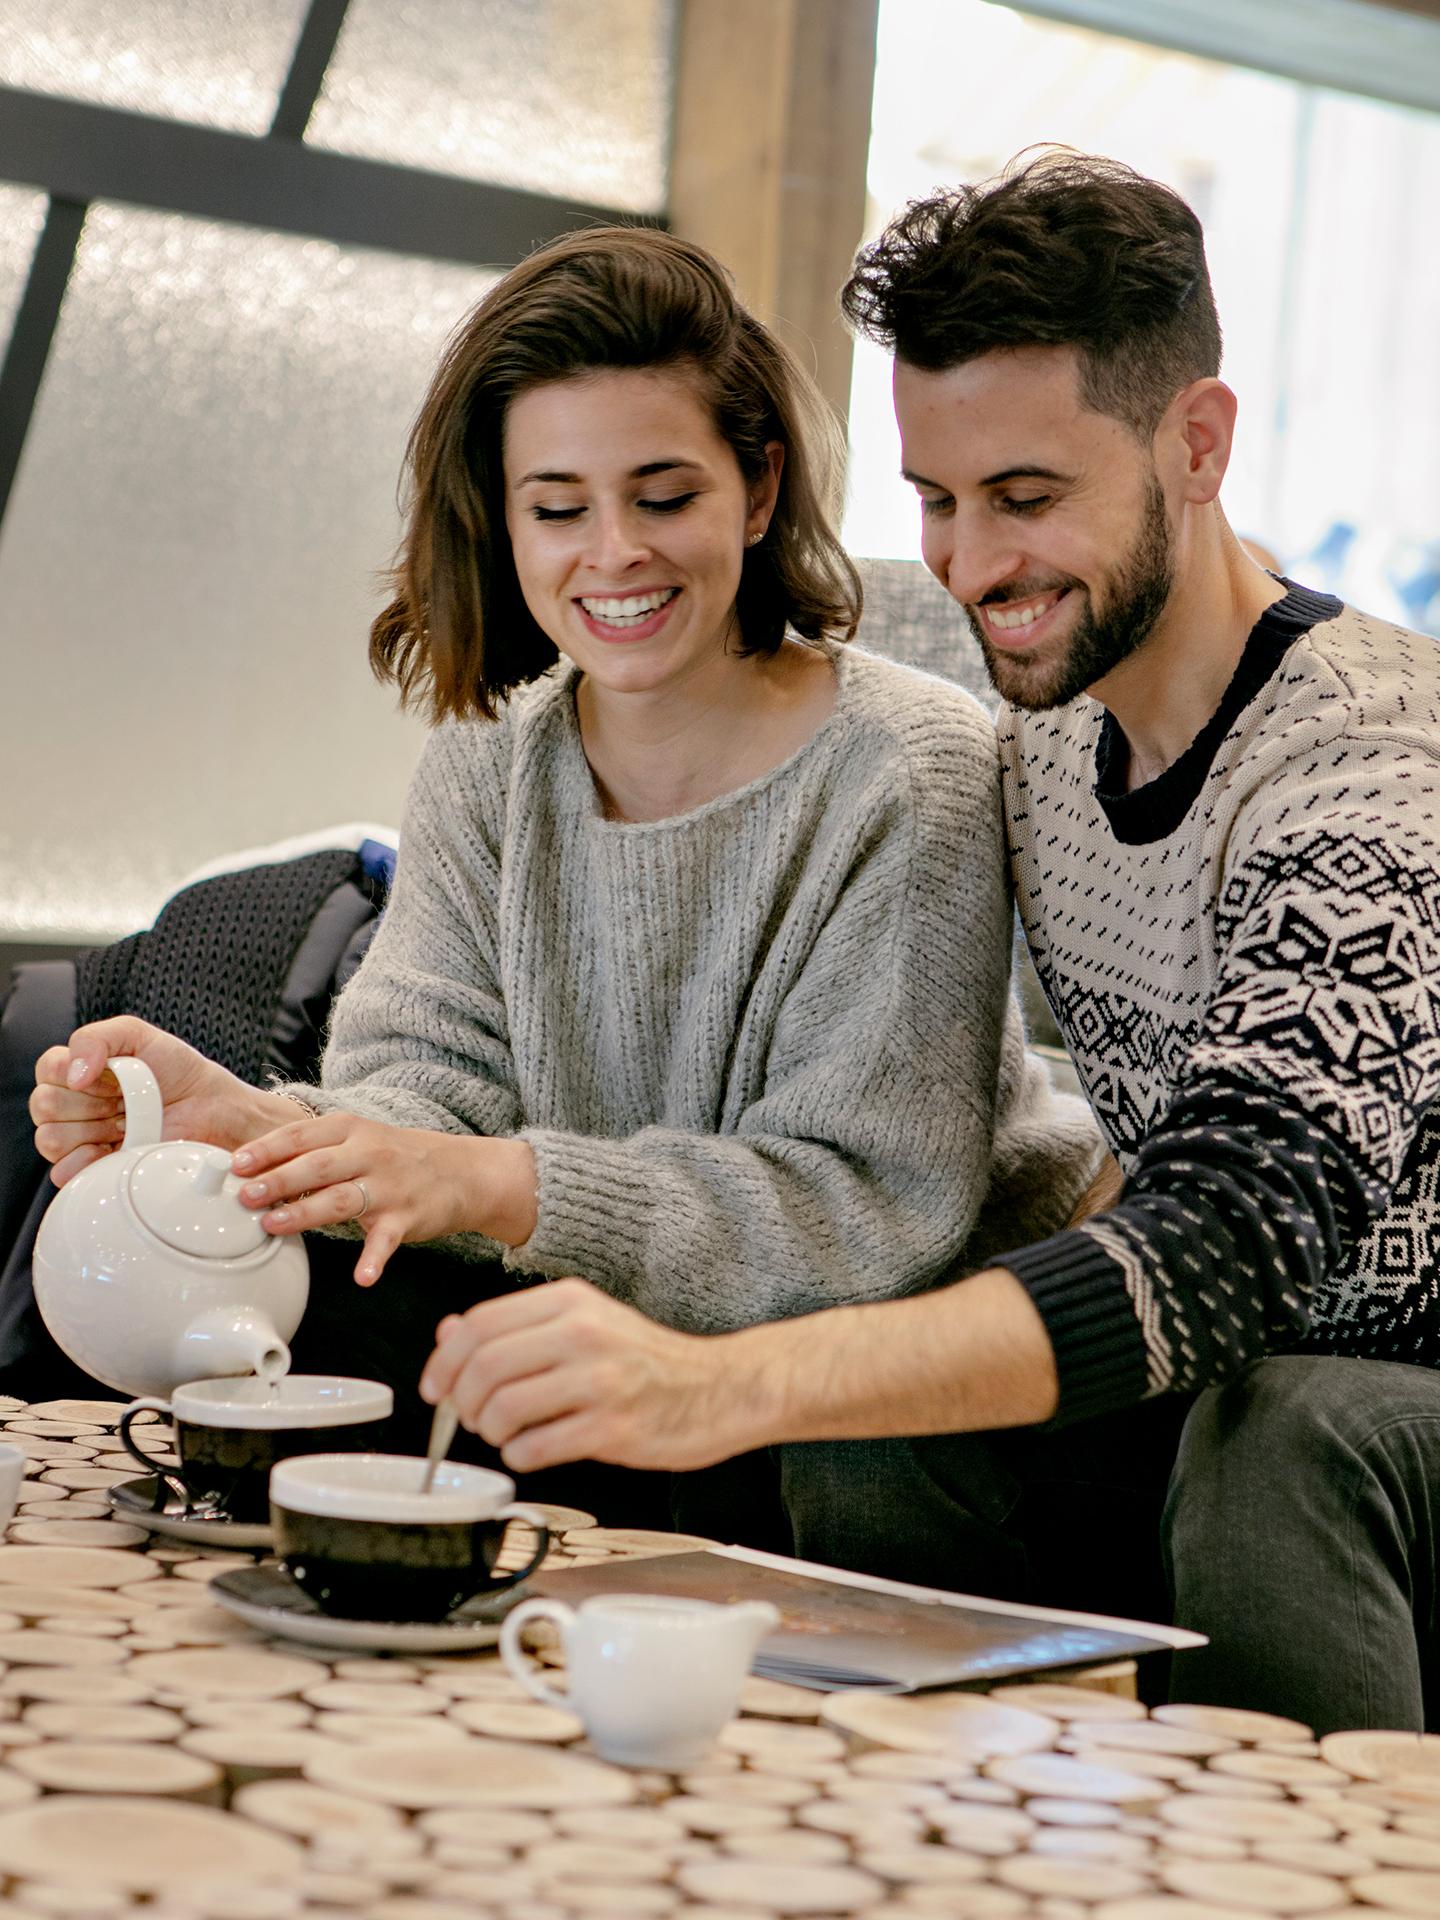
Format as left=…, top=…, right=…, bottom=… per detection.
left=1001, top=495, right=1050, bottom=515
left=532, top=505, right=583, bottom=522
left=640, top=493, right=698, bottom=514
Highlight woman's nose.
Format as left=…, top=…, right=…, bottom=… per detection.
left=584, top=507, right=652, bottom=574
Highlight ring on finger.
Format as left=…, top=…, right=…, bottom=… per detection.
left=352, top=1178, right=371, bottom=1222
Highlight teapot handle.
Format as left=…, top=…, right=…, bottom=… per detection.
left=107, top=1057, right=164, bottom=1151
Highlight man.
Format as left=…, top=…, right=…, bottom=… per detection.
left=424, top=152, right=1440, bottom=1731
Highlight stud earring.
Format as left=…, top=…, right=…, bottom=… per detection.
left=746, top=531, right=764, bottom=547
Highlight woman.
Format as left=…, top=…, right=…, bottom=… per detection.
left=31, top=229, right=1099, bottom=1433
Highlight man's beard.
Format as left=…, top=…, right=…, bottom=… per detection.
left=967, top=474, right=1175, bottom=711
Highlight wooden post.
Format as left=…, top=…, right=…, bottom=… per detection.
left=669, top=0, right=881, bottom=424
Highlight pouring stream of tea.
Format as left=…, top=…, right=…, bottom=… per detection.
left=420, top=1398, right=458, bottom=1495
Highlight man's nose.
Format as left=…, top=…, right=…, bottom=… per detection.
left=924, top=515, right=1026, bottom=609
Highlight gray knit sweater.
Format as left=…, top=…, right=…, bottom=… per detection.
left=301, top=647, right=1102, bottom=1332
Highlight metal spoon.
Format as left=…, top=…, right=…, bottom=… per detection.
left=419, top=1397, right=458, bottom=1495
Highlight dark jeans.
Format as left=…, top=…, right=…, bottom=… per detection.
left=1165, top=1355, right=1440, bottom=1734
left=777, top=1355, right=1440, bottom=1734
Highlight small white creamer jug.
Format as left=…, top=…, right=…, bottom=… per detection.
left=501, top=1592, right=780, bottom=1767
left=33, top=1056, right=308, bottom=1396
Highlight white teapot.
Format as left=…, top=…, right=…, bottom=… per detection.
left=33, top=1057, right=308, bottom=1395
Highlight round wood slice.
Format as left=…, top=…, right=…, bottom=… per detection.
left=1158, top=1858, right=1342, bottom=1912
left=890, top=1891, right=1029, bottom=1919
left=179, top=1725, right=320, bottom=1778
left=1066, top=1721, right=1236, bottom=1760
left=1318, top=1729, right=1440, bottom=1785
left=932, top=1803, right=1038, bottom=1853
left=0, top=1667, right=152, bottom=1705
left=232, top=1777, right=405, bottom=1837
left=310, top=1711, right=468, bottom=1744
left=38, top=1468, right=131, bottom=1491
left=0, top=1547, right=157, bottom=1588
left=856, top=1844, right=986, bottom=1884
left=0, top=1609, right=25, bottom=1637
left=0, top=1770, right=38, bottom=1808
left=448, top=1698, right=584, bottom=1743
left=417, top=1805, right=552, bottom=1846
left=9, top=1439, right=98, bottom=1463
left=414, top=1665, right=531, bottom=1700
left=551, top=1805, right=685, bottom=1845
left=821, top=1773, right=947, bottom=1811
left=795, top=1800, right=923, bottom=1847
left=1153, top=1704, right=1313, bottom=1745
left=1254, top=1837, right=1380, bottom=1876
left=738, top=1676, right=823, bottom=1720
left=119, top=1604, right=263, bottom=1649
left=1064, top=1743, right=1198, bottom=1784
left=679, top=1770, right=810, bottom=1808
left=720, top=1721, right=847, bottom=1764
left=38, top=1615, right=130, bottom=1639
left=522, top=1837, right=670, bottom=1881
left=1205, top=1749, right=1349, bottom=1789
left=9, top=1740, right=222, bottom=1798
left=1175, top=1768, right=1285, bottom=1800
left=945, top=1775, right=1023, bottom=1806
left=664, top=1795, right=791, bottom=1837
left=995, top=1857, right=1149, bottom=1901
left=172, top=1557, right=259, bottom=1582
left=0, top=1628, right=128, bottom=1667
left=303, top=1681, right=447, bottom=1717
left=525, top=1878, right=676, bottom=1914
left=293, top=1868, right=388, bottom=1908
left=1348, top=1868, right=1440, bottom=1913
left=1159, top=1829, right=1248, bottom=1861
left=1091, top=1903, right=1257, bottom=1920
left=330, top=1658, right=423, bottom=1683
left=987, top=1753, right=1162, bottom=1804
left=180, top=1886, right=305, bottom=1920
left=125, top=1648, right=328, bottom=1699
left=0, top=1794, right=302, bottom=1890
left=8, top=1519, right=149, bottom=1549
left=1157, top=1794, right=1335, bottom=1843
left=302, top=1735, right=637, bottom=1810
left=718, top=1827, right=850, bottom=1864
left=20, top=1402, right=127, bottom=1425
left=1030, top=1826, right=1153, bottom=1865
left=848, top=1750, right=966, bottom=1783
left=578, top=1529, right=719, bottom=1553
left=11, top=1884, right=136, bottom=1917
left=180, top=1699, right=313, bottom=1729
left=819, top=1692, right=1056, bottom=1761
left=1359, top=1829, right=1440, bottom=1870
left=23, top=1703, right=184, bottom=1742
left=529, top=1504, right=597, bottom=1532
left=995, top=1685, right=1148, bottom=1723
left=4, top=1419, right=109, bottom=1437
left=1023, top=1798, right=1122, bottom=1828
left=676, top=1859, right=884, bottom=1912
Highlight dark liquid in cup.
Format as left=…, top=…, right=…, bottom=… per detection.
left=272, top=1509, right=511, bottom=1620
left=176, top=1417, right=390, bottom=1523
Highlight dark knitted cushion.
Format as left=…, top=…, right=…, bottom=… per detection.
left=74, top=850, right=372, bottom=1088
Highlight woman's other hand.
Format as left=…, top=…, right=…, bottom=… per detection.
left=232, top=1116, right=538, bottom=1285
left=30, top=1016, right=281, bottom=1187
left=418, top=1278, right=756, bottom=1474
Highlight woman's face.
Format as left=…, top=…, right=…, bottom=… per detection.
left=502, top=366, right=781, bottom=697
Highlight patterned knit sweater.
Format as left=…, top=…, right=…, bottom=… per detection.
left=297, top=647, right=1102, bottom=1333
left=997, top=584, right=1440, bottom=1422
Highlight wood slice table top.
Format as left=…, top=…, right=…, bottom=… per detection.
left=0, top=1398, right=1427, bottom=1916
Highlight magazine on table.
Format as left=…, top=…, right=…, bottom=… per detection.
left=529, top=1544, right=1206, bottom=1693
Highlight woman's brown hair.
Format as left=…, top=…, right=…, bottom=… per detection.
left=372, top=226, right=862, bottom=723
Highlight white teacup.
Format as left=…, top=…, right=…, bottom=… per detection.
left=501, top=1593, right=780, bottom=1768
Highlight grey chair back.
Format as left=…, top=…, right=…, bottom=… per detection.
left=854, top=557, right=997, bottom=713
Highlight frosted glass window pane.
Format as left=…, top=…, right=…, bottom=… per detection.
left=308, top=0, right=675, bottom=214
left=0, top=0, right=307, bottom=133
left=0, top=185, right=47, bottom=348
left=0, top=204, right=497, bottom=939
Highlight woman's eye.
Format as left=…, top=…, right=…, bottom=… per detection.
left=532, top=505, right=583, bottom=522
left=640, top=492, right=698, bottom=515
left=919, top=495, right=954, bottom=518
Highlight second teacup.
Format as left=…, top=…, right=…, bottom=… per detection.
left=270, top=1453, right=550, bottom=1621
left=120, top=1374, right=393, bottom=1523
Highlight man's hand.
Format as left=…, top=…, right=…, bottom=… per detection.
left=30, top=1016, right=286, bottom=1186
left=233, top=1119, right=538, bottom=1285
left=420, top=1280, right=757, bottom=1474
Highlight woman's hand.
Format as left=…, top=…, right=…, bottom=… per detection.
left=30, top=1016, right=286, bottom=1187
left=232, top=1116, right=538, bottom=1284
left=419, top=1278, right=759, bottom=1474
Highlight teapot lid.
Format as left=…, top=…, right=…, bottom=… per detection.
left=127, top=1145, right=271, bottom=1260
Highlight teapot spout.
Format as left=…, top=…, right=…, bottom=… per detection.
left=177, top=1305, right=291, bottom=1384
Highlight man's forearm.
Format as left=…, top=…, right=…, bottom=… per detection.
left=726, top=1266, right=1061, bottom=1449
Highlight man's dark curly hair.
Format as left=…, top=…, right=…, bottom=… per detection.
left=841, top=149, right=1222, bottom=438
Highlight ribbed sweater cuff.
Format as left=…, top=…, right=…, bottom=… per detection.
left=509, top=1130, right=652, bottom=1279
left=999, top=1229, right=1152, bottom=1424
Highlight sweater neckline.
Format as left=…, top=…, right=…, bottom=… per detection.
left=1094, top=579, right=1343, bottom=845
left=556, top=644, right=854, bottom=831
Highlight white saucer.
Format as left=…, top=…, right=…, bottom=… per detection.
left=210, top=1565, right=515, bottom=1653
left=107, top=1477, right=272, bottom=1552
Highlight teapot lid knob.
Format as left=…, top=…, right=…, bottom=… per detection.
left=193, top=1152, right=231, bottom=1198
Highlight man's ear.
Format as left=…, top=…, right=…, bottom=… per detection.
left=1160, top=378, right=1237, bottom=506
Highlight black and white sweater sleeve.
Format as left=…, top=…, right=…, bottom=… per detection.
left=1001, top=782, right=1440, bottom=1422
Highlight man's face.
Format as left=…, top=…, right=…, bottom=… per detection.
left=893, top=346, right=1175, bottom=710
